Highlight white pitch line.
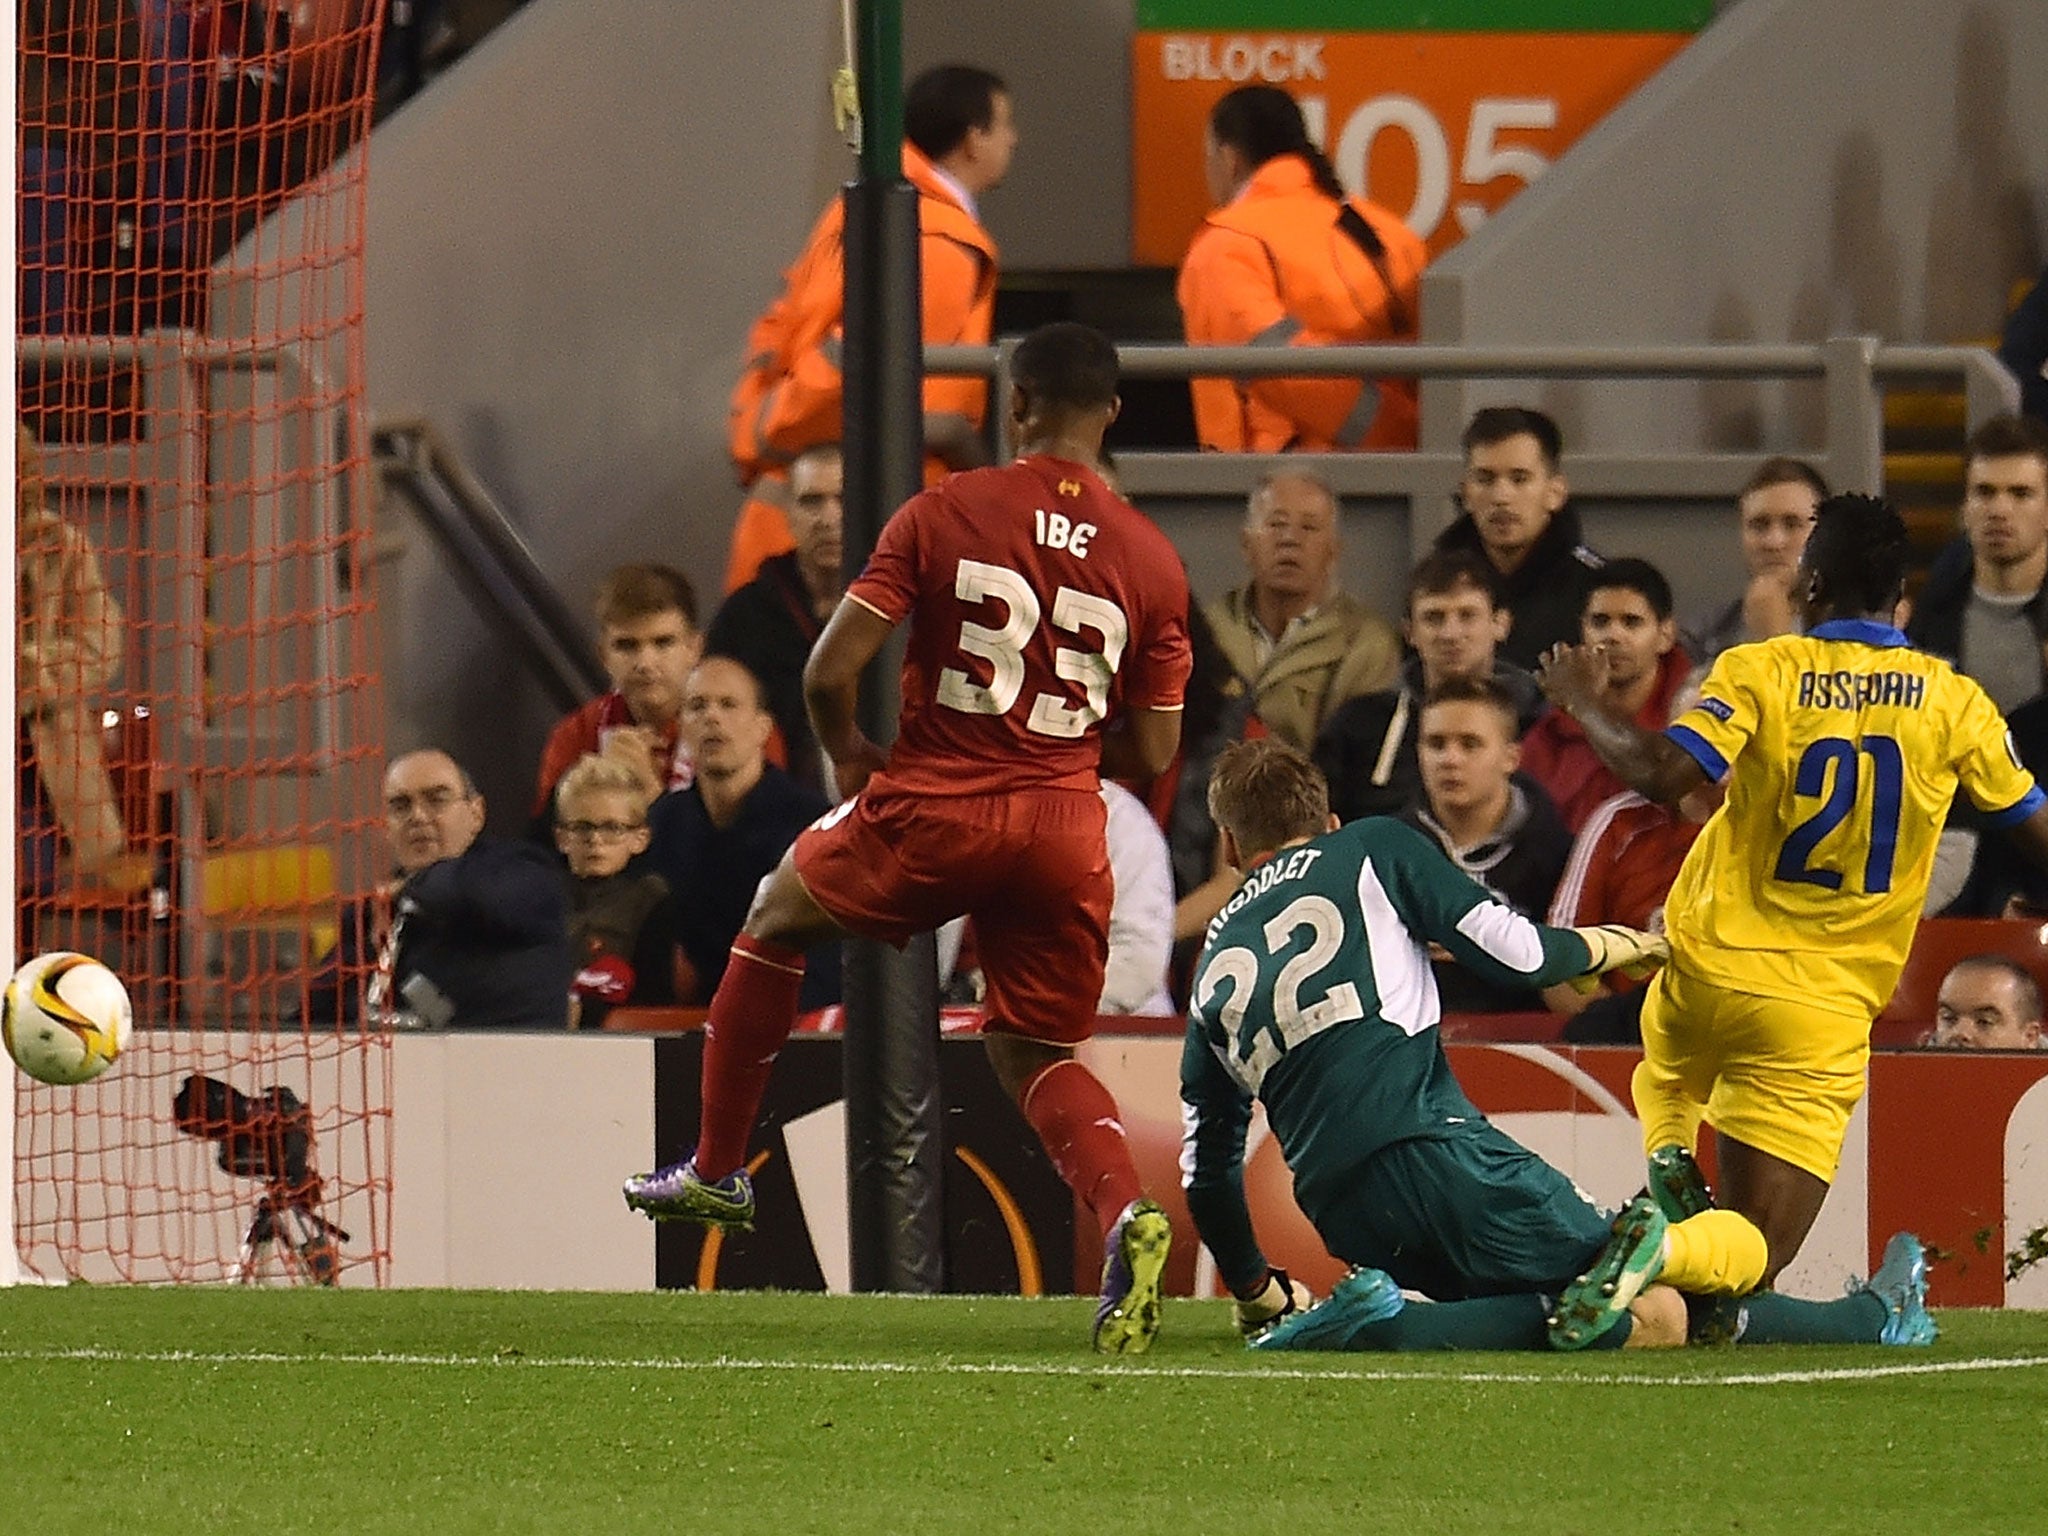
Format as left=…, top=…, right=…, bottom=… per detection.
left=2, top=1346, right=2047, bottom=1387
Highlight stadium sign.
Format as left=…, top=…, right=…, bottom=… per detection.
left=1130, top=0, right=1710, bottom=264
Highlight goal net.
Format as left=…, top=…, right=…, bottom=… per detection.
left=9, top=0, right=392, bottom=1284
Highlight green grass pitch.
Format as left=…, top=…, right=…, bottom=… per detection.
left=3, top=1290, right=2046, bottom=1535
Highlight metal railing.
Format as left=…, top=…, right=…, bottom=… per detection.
left=927, top=335, right=2015, bottom=557
left=20, top=330, right=362, bottom=1020
left=19, top=331, right=355, bottom=772
left=372, top=420, right=605, bottom=714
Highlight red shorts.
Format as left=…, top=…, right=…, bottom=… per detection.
left=793, top=784, right=1110, bottom=1046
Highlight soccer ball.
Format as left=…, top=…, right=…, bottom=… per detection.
left=3, top=952, right=133, bottom=1086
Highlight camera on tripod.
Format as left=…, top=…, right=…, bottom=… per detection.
left=172, top=1074, right=350, bottom=1285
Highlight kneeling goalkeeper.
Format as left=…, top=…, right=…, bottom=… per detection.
left=1184, top=739, right=1931, bottom=1353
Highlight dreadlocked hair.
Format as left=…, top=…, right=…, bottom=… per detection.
left=1805, top=492, right=1910, bottom=614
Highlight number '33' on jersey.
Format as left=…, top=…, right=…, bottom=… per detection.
left=844, top=455, right=1192, bottom=798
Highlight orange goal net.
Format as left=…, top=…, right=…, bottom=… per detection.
left=9, top=0, right=393, bottom=1284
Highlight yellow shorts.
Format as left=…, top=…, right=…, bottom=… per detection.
left=1633, top=963, right=1870, bottom=1184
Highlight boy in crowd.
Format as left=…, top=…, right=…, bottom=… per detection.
left=554, top=754, right=679, bottom=1029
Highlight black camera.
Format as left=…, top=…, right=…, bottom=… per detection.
left=172, top=1075, right=348, bottom=1284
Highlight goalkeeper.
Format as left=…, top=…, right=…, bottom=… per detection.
left=1185, top=738, right=1931, bottom=1353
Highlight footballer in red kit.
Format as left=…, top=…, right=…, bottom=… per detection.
left=794, top=452, right=1190, bottom=1028
left=624, top=323, right=1197, bottom=1354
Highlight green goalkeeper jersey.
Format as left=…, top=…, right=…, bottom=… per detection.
left=1180, top=817, right=1597, bottom=1293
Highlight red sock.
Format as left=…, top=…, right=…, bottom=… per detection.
left=694, top=934, right=806, bottom=1180
left=1018, top=1059, right=1144, bottom=1241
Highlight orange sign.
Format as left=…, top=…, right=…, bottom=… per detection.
left=1131, top=30, right=1692, bottom=265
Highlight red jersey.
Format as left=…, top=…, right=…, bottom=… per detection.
left=1547, top=788, right=1703, bottom=944
left=846, top=455, right=1192, bottom=797
left=531, top=693, right=694, bottom=817
left=1519, top=646, right=1692, bottom=833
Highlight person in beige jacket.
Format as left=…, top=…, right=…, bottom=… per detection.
left=17, top=420, right=130, bottom=891
left=1202, top=468, right=1400, bottom=751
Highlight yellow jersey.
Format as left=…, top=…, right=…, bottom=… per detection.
left=1662, top=619, right=2042, bottom=1019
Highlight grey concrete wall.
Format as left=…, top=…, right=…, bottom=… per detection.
left=221, top=0, right=867, bottom=823
left=238, top=0, right=1141, bottom=824
left=1421, top=0, right=2048, bottom=456
left=901, top=0, right=1132, bottom=271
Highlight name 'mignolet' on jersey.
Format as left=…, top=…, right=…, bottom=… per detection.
left=1178, top=817, right=1615, bottom=1290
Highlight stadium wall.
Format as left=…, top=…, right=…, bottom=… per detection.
left=29, top=1030, right=2043, bottom=1303
left=1419, top=0, right=2048, bottom=452
left=355, top=0, right=1126, bottom=824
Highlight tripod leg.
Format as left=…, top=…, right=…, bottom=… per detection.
left=231, top=1197, right=278, bottom=1285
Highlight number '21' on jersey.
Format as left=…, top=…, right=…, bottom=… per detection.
left=1662, top=619, right=2044, bottom=1018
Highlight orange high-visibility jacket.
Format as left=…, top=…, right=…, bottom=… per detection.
left=727, top=146, right=999, bottom=488
left=1176, top=154, right=1427, bottom=452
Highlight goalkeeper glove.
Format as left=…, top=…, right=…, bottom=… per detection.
left=1566, top=923, right=1670, bottom=995
left=1232, top=1267, right=1314, bottom=1337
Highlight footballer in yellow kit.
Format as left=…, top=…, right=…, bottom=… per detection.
left=1652, top=620, right=2038, bottom=1176
left=1538, top=493, right=2048, bottom=1297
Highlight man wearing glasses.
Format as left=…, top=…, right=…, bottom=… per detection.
left=305, top=748, right=572, bottom=1029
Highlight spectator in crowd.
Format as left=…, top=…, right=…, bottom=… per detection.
left=705, top=442, right=843, bottom=794
left=1432, top=406, right=1604, bottom=669
left=16, top=421, right=133, bottom=899
left=1906, top=413, right=2048, bottom=713
left=1202, top=468, right=1399, bottom=753
left=1100, top=781, right=1176, bottom=1015
left=1999, top=265, right=2048, bottom=427
left=1542, top=766, right=1722, bottom=1038
left=531, top=564, right=702, bottom=838
left=1176, top=83, right=1425, bottom=454
left=1314, top=549, right=1540, bottom=824
left=1520, top=558, right=1690, bottom=834
left=645, top=655, right=837, bottom=1009
left=1929, top=954, right=2044, bottom=1050
left=308, top=749, right=573, bottom=1029
left=554, top=754, right=679, bottom=1030
left=1398, top=677, right=1572, bottom=1013
left=724, top=63, right=1012, bottom=591
left=1683, top=457, right=1825, bottom=666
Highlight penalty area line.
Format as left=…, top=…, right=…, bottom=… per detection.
left=3, top=1346, right=2047, bottom=1387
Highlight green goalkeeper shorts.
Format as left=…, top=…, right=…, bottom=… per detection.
left=1308, top=1123, right=1612, bottom=1301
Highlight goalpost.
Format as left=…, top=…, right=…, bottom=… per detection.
left=8, top=0, right=393, bottom=1286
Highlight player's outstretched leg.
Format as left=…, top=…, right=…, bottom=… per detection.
left=1248, top=1268, right=1406, bottom=1352
left=621, top=1156, right=757, bottom=1230
left=622, top=930, right=805, bottom=1227
left=1094, top=1198, right=1172, bottom=1355
left=1549, top=1195, right=1669, bottom=1351
left=1716, top=1232, right=1936, bottom=1347
left=625, top=854, right=844, bottom=1228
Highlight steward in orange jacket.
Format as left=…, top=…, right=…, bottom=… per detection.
left=724, top=67, right=1015, bottom=592
left=1177, top=85, right=1427, bottom=454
